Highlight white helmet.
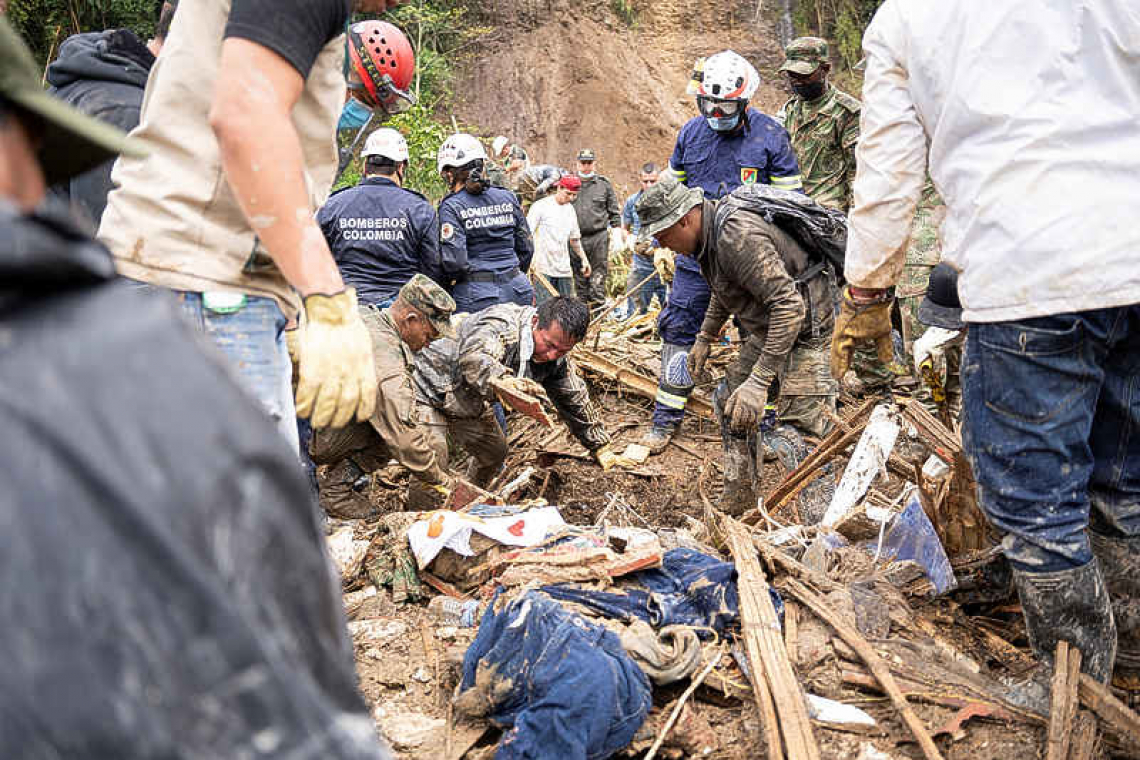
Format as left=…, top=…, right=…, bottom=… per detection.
left=437, top=133, right=487, bottom=174
left=362, top=127, right=409, bottom=162
left=697, top=50, right=759, bottom=101
left=491, top=135, right=510, bottom=158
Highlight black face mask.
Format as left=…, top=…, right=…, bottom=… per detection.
left=791, top=80, right=826, bottom=101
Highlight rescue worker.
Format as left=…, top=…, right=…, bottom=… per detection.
left=620, top=162, right=667, bottom=316
left=45, top=0, right=177, bottom=230
left=0, top=17, right=389, bottom=755
left=570, top=148, right=621, bottom=308
left=436, top=132, right=536, bottom=314
left=638, top=175, right=837, bottom=516
left=644, top=51, right=804, bottom=454
left=98, top=6, right=416, bottom=442
left=515, top=163, right=564, bottom=213
left=317, top=127, right=439, bottom=308
left=413, top=297, right=617, bottom=487
left=486, top=135, right=529, bottom=191
left=835, top=0, right=1140, bottom=697
left=309, top=275, right=457, bottom=518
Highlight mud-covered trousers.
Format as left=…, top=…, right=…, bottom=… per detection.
left=961, top=306, right=1140, bottom=573
left=571, top=229, right=610, bottom=308
left=418, top=404, right=508, bottom=488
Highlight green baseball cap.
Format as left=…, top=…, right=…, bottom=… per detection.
left=0, top=16, right=145, bottom=186
left=399, top=274, right=457, bottom=339
left=634, top=173, right=704, bottom=239
left=778, top=37, right=829, bottom=76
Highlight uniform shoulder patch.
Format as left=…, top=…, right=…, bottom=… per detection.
left=834, top=89, right=862, bottom=114
left=440, top=222, right=456, bottom=241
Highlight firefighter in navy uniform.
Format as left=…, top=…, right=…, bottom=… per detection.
left=317, top=127, right=440, bottom=307
left=436, top=133, right=535, bottom=314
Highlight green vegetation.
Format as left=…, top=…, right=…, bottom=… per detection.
left=611, top=0, right=638, bottom=28
left=12, top=0, right=158, bottom=67
left=793, top=0, right=884, bottom=75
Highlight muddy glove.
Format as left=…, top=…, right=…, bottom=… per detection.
left=724, top=373, right=771, bottom=433
left=830, top=285, right=894, bottom=380
left=687, top=334, right=713, bottom=379
left=633, top=238, right=653, bottom=256
left=295, top=288, right=378, bottom=428
left=495, top=375, right=547, bottom=399
left=652, top=247, right=675, bottom=281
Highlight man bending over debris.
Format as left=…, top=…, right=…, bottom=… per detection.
left=638, top=174, right=838, bottom=517
left=309, top=275, right=457, bottom=518
left=0, top=18, right=389, bottom=757
left=836, top=0, right=1140, bottom=696
left=413, top=297, right=617, bottom=487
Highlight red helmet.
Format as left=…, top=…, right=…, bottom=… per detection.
left=347, top=21, right=416, bottom=115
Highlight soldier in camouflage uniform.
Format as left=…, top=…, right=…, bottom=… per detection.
left=486, top=136, right=530, bottom=193
left=413, top=297, right=616, bottom=487
left=309, top=275, right=457, bottom=518
left=779, top=37, right=900, bottom=395
left=637, top=175, right=838, bottom=516
left=897, top=181, right=947, bottom=363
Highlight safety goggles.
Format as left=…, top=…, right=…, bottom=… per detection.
left=696, top=96, right=743, bottom=119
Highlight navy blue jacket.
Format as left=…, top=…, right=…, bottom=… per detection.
left=669, top=109, right=803, bottom=200
left=438, top=186, right=535, bottom=313
left=317, top=176, right=439, bottom=307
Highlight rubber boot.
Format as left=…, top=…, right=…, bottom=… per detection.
left=1090, top=532, right=1140, bottom=700
left=1005, top=560, right=1116, bottom=713
left=641, top=423, right=678, bottom=455
left=720, top=433, right=757, bottom=517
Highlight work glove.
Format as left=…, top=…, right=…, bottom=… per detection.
left=830, top=285, right=894, bottom=380
left=285, top=325, right=301, bottom=393
left=687, top=334, right=712, bottom=379
left=912, top=326, right=961, bottom=375
left=633, top=238, right=653, bottom=256
left=295, top=288, right=378, bottom=428
left=724, top=374, right=770, bottom=433
left=653, top=247, right=675, bottom=282
left=495, top=375, right=547, bottom=399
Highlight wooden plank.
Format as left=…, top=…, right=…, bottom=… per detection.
left=785, top=577, right=946, bottom=760
left=783, top=601, right=798, bottom=666
left=575, top=348, right=715, bottom=420
left=1068, top=710, right=1099, bottom=760
left=1078, top=673, right=1140, bottom=753
left=724, top=516, right=820, bottom=760
left=1047, top=641, right=1080, bottom=760
left=490, top=377, right=554, bottom=428
left=902, top=398, right=961, bottom=463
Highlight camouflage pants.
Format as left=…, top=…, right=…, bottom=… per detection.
left=309, top=424, right=392, bottom=519
left=418, top=403, right=508, bottom=489
left=898, top=262, right=936, bottom=365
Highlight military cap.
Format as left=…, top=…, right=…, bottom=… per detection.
left=399, top=274, right=457, bottom=339
left=0, top=15, right=145, bottom=186
left=778, top=37, right=830, bottom=76
left=576, top=148, right=596, bottom=162
left=635, top=173, right=704, bottom=239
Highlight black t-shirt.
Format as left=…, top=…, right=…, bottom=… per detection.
left=225, top=0, right=350, bottom=77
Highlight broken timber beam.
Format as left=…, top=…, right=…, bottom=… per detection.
left=724, top=516, right=820, bottom=760
left=784, top=577, right=946, bottom=760
left=1078, top=673, right=1140, bottom=754
left=575, top=348, right=715, bottom=420
left=1047, top=641, right=1081, bottom=760
left=902, top=399, right=960, bottom=463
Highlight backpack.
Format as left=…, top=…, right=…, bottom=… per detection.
left=712, top=184, right=848, bottom=283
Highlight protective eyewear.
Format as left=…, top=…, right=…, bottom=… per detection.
left=696, top=96, right=743, bottom=119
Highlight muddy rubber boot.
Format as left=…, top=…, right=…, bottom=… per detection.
left=1004, top=559, right=1116, bottom=714
left=720, top=433, right=757, bottom=517
left=641, top=424, right=678, bottom=455
left=1090, top=532, right=1140, bottom=701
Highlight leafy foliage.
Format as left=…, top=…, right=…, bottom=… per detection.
left=792, top=0, right=884, bottom=73
left=12, top=0, right=159, bottom=66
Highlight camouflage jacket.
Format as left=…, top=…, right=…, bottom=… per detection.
left=780, top=83, right=860, bottom=212
left=413, top=304, right=610, bottom=451
left=695, top=200, right=836, bottom=381
left=898, top=181, right=947, bottom=298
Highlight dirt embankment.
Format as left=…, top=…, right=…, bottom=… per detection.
left=451, top=0, right=793, bottom=199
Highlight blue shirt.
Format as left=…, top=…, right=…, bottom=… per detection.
left=669, top=109, right=803, bottom=199
left=657, top=254, right=712, bottom=345
left=621, top=191, right=643, bottom=236
left=437, top=186, right=534, bottom=280
left=317, top=176, right=439, bottom=307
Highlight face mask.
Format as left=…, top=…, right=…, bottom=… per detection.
left=706, top=113, right=744, bottom=132
left=337, top=98, right=372, bottom=132
left=579, top=171, right=595, bottom=179
left=791, top=80, right=826, bottom=101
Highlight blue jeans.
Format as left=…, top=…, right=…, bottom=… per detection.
left=173, top=292, right=299, bottom=450
left=626, top=253, right=666, bottom=316
left=961, top=307, right=1140, bottom=573
left=534, top=274, right=575, bottom=305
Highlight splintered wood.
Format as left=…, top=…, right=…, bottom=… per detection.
left=724, top=516, right=820, bottom=760
left=575, top=347, right=716, bottom=420
left=1047, top=641, right=1081, bottom=760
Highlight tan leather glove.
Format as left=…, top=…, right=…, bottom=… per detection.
left=724, top=374, right=770, bottom=432
left=830, top=286, right=895, bottom=380
left=285, top=325, right=300, bottom=393
left=633, top=238, right=653, bottom=256
left=652, top=247, right=675, bottom=282
left=295, top=288, right=378, bottom=428
left=687, top=334, right=712, bottom=379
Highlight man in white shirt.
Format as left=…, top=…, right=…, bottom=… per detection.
left=527, top=174, right=591, bottom=304
left=833, top=0, right=1140, bottom=694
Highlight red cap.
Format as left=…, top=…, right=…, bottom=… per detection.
left=558, top=175, right=582, bottom=191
